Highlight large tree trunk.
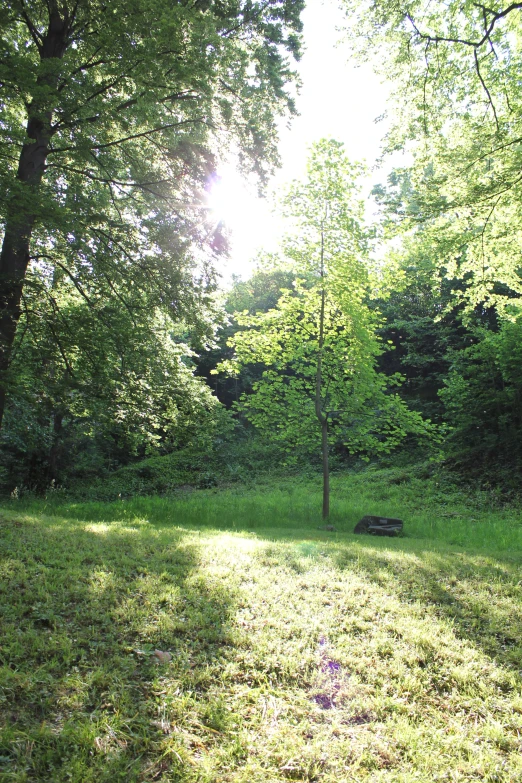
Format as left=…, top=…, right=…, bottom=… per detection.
left=0, top=7, right=68, bottom=429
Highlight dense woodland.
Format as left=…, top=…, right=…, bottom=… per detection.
left=1, top=0, right=522, bottom=500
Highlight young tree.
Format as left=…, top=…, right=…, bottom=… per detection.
left=218, top=141, right=429, bottom=518
left=0, top=0, right=304, bottom=427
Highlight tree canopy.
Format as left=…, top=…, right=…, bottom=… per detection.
left=2, top=1, right=522, bottom=496
left=0, top=0, right=304, bottom=426
left=343, top=0, right=522, bottom=316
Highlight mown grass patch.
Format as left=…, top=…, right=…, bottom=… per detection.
left=1, top=470, right=521, bottom=781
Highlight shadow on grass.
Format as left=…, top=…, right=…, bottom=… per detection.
left=330, top=539, right=522, bottom=672
left=2, top=497, right=522, bottom=782
left=0, top=515, right=237, bottom=783
left=12, top=494, right=522, bottom=677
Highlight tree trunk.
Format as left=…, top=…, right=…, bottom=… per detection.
left=0, top=7, right=68, bottom=429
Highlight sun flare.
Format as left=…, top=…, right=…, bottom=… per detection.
left=207, top=167, right=252, bottom=226
left=205, top=165, right=283, bottom=277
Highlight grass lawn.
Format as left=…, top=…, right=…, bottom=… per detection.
left=1, top=468, right=521, bottom=782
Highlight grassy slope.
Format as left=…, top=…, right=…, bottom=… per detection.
left=1, top=469, right=521, bottom=782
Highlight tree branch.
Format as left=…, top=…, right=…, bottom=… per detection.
left=49, top=118, right=209, bottom=154
left=407, top=3, right=522, bottom=50
left=18, top=0, right=44, bottom=52
left=46, top=161, right=170, bottom=190
left=474, top=48, right=499, bottom=127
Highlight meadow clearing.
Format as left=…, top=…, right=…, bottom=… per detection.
left=1, top=468, right=521, bottom=782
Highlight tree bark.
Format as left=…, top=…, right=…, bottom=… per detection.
left=0, top=7, right=68, bottom=428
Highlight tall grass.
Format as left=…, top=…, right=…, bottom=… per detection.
left=15, top=466, right=522, bottom=553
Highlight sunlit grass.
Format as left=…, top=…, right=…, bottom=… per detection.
left=1, top=468, right=521, bottom=781
left=28, top=466, right=522, bottom=551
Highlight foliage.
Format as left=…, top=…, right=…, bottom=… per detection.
left=335, top=0, right=522, bottom=482
left=227, top=283, right=424, bottom=459
left=342, top=0, right=522, bottom=315
left=374, top=242, right=473, bottom=422
left=0, top=0, right=305, bottom=432
left=196, top=267, right=296, bottom=409
left=0, top=0, right=306, bottom=485
left=226, top=267, right=299, bottom=316
left=1, top=471, right=521, bottom=780
left=219, top=141, right=431, bottom=465
left=440, top=317, right=522, bottom=481
left=369, top=234, right=522, bottom=486
left=0, top=269, right=229, bottom=492
left=64, top=436, right=232, bottom=501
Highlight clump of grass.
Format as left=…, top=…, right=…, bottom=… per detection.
left=1, top=468, right=521, bottom=781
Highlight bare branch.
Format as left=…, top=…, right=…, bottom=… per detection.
left=474, top=48, right=499, bottom=127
